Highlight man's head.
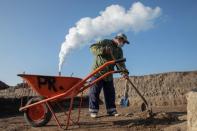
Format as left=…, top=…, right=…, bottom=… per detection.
left=114, top=33, right=130, bottom=47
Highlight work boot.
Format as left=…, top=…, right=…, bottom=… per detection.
left=90, top=113, right=98, bottom=118
left=108, top=111, right=120, bottom=117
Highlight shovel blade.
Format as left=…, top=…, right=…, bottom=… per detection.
left=120, top=96, right=129, bottom=107
left=141, top=102, right=147, bottom=111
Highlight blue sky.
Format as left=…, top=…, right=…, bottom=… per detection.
left=0, top=0, right=197, bottom=86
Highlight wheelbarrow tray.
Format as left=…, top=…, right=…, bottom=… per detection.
left=18, top=74, right=82, bottom=99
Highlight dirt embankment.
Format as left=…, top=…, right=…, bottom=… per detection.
left=0, top=71, right=196, bottom=116
left=114, top=71, right=197, bottom=107
left=0, top=81, right=9, bottom=90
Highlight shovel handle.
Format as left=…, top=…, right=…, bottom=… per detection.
left=109, top=47, right=150, bottom=109
left=126, top=78, right=149, bottom=107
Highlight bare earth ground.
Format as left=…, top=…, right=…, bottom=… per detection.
left=0, top=104, right=187, bottom=131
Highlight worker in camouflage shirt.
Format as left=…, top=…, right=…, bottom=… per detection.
left=89, top=33, right=130, bottom=118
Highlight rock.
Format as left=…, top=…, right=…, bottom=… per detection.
left=125, top=112, right=133, bottom=117
left=187, top=91, right=197, bottom=131
left=178, top=115, right=187, bottom=121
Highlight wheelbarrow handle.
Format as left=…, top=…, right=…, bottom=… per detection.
left=115, top=58, right=126, bottom=64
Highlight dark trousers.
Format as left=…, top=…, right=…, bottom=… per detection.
left=89, top=77, right=116, bottom=114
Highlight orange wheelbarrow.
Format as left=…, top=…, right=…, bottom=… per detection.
left=18, top=58, right=126, bottom=129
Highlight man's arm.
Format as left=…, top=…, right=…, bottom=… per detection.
left=116, top=49, right=129, bottom=76
left=90, top=40, right=110, bottom=56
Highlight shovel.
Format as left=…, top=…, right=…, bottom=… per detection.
left=120, top=79, right=129, bottom=107
left=109, top=48, right=152, bottom=113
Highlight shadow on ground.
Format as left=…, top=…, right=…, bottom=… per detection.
left=113, top=111, right=186, bottom=128
left=0, top=96, right=98, bottom=118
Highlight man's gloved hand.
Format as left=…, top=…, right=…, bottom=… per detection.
left=122, top=73, right=129, bottom=79
left=121, top=68, right=129, bottom=79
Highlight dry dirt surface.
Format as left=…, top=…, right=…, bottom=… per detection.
left=0, top=104, right=187, bottom=131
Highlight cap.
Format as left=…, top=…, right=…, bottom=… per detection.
left=115, top=33, right=130, bottom=44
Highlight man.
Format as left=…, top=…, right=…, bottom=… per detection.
left=89, top=33, right=130, bottom=118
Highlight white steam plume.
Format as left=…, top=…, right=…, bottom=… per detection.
left=59, top=2, right=161, bottom=71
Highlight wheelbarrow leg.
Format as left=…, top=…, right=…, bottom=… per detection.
left=46, top=102, right=62, bottom=128
left=66, top=97, right=74, bottom=129
left=77, top=92, right=84, bottom=125
left=55, top=102, right=76, bottom=125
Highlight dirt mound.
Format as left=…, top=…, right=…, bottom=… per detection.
left=126, top=112, right=179, bottom=128
left=0, top=82, right=38, bottom=99
left=0, top=71, right=196, bottom=108
left=0, top=81, right=9, bottom=90
left=114, top=71, right=197, bottom=107
left=0, top=87, right=37, bottom=99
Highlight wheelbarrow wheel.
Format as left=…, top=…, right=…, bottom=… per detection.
left=24, top=97, right=52, bottom=127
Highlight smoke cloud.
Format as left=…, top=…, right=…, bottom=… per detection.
left=59, top=2, right=161, bottom=71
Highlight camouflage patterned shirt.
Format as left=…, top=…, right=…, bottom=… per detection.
left=90, top=39, right=128, bottom=81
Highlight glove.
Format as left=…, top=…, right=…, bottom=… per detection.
left=120, top=69, right=129, bottom=79
left=122, top=73, right=129, bottom=79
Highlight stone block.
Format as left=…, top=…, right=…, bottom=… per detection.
left=187, top=91, right=197, bottom=131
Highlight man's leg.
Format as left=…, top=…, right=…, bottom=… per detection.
left=89, top=77, right=103, bottom=116
left=103, top=80, right=118, bottom=116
